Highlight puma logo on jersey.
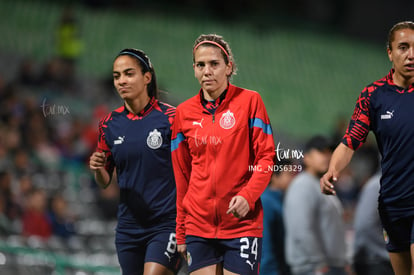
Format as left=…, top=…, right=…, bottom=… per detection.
left=246, top=260, right=255, bottom=270
left=164, top=251, right=172, bottom=262
left=381, top=110, right=394, bottom=120
left=192, top=118, right=204, bottom=128
left=114, top=136, right=125, bottom=145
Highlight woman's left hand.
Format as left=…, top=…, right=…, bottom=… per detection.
left=226, top=195, right=249, bottom=218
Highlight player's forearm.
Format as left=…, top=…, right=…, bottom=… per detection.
left=329, top=143, right=355, bottom=174
left=94, top=168, right=111, bottom=189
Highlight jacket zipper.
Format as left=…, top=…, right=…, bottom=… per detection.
left=211, top=112, right=219, bottom=237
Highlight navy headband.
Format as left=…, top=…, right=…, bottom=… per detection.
left=118, top=50, right=151, bottom=71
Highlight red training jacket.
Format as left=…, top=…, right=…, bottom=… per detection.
left=171, top=83, right=275, bottom=245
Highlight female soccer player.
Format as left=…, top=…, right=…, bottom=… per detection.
left=320, top=21, right=414, bottom=275
left=89, top=48, right=181, bottom=275
left=171, top=34, right=275, bottom=275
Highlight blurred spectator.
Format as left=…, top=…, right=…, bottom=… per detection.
left=0, top=85, right=25, bottom=153
left=21, top=188, right=52, bottom=239
left=332, top=166, right=356, bottom=225
left=0, top=192, right=15, bottom=235
left=47, top=193, right=76, bottom=239
left=335, top=141, right=380, bottom=225
left=55, top=6, right=83, bottom=86
left=352, top=173, right=393, bottom=275
left=1, top=121, right=21, bottom=152
left=31, top=131, right=61, bottom=171
left=38, top=57, right=65, bottom=89
left=284, top=135, right=348, bottom=275
left=12, top=148, right=36, bottom=176
left=55, top=118, right=94, bottom=164
left=14, top=174, right=34, bottom=210
left=0, top=143, right=9, bottom=172
left=348, top=141, right=380, bottom=189
left=0, top=170, right=21, bottom=222
left=23, top=111, right=61, bottom=171
left=261, top=158, right=295, bottom=275
left=17, top=58, right=40, bottom=87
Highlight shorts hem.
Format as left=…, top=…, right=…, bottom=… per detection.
left=145, top=258, right=181, bottom=273
left=387, top=246, right=410, bottom=253
left=187, top=259, right=221, bottom=273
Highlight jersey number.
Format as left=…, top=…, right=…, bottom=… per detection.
left=166, top=233, right=177, bottom=254
left=240, top=237, right=258, bottom=260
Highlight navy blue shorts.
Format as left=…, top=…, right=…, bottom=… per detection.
left=381, top=215, right=414, bottom=252
left=116, top=230, right=182, bottom=274
left=185, top=235, right=262, bottom=274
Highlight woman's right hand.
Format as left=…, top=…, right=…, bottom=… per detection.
left=89, top=152, right=106, bottom=170
left=320, top=169, right=337, bottom=195
left=177, top=244, right=187, bottom=261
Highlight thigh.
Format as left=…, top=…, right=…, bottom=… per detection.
left=191, top=263, right=223, bottom=275
left=389, top=251, right=410, bottom=275
left=144, top=262, right=174, bottom=275
left=221, top=237, right=262, bottom=275
left=380, top=216, right=413, bottom=275
left=146, top=231, right=182, bottom=274
left=116, top=239, right=145, bottom=275
left=186, top=235, right=223, bottom=273
left=381, top=216, right=412, bottom=252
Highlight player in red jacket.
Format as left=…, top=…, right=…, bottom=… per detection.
left=171, top=34, right=275, bottom=275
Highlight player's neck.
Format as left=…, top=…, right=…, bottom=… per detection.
left=125, top=95, right=151, bottom=115
left=393, top=71, right=414, bottom=89
left=202, top=82, right=228, bottom=101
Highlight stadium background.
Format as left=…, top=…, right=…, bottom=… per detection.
left=0, top=0, right=412, bottom=274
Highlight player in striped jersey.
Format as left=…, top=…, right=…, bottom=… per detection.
left=320, top=21, right=414, bottom=275
left=89, top=48, right=181, bottom=275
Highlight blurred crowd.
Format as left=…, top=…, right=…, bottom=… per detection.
left=0, top=52, right=120, bottom=243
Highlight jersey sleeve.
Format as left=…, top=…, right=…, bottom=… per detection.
left=237, top=93, right=276, bottom=211
left=97, top=116, right=115, bottom=175
left=342, top=86, right=372, bottom=150
left=171, top=108, right=192, bottom=245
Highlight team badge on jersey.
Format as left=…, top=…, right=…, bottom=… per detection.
left=220, top=110, right=236, bottom=129
left=147, top=129, right=163, bottom=149
left=187, top=251, right=192, bottom=266
left=383, top=229, right=389, bottom=244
